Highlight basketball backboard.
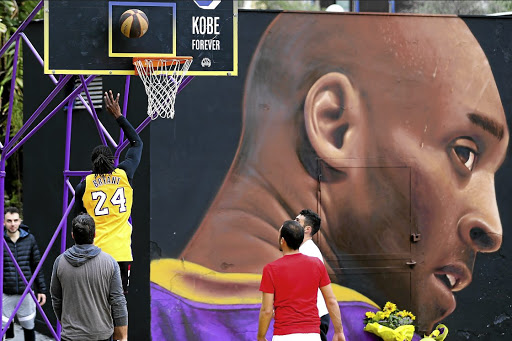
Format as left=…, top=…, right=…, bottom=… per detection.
left=44, top=0, right=237, bottom=76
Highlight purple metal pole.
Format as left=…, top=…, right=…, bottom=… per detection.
left=0, top=171, right=4, bottom=338
left=79, top=75, right=107, bottom=146
left=6, top=76, right=96, bottom=159
left=179, top=75, right=195, bottom=91
left=0, top=35, right=20, bottom=338
left=114, top=76, right=132, bottom=166
left=64, top=171, right=92, bottom=178
left=20, top=33, right=58, bottom=82
left=4, top=74, right=73, bottom=153
left=55, top=99, right=75, bottom=337
left=20, top=33, right=118, bottom=147
left=65, top=179, right=75, bottom=195
left=0, top=0, right=43, bottom=58
left=61, top=98, right=74, bottom=253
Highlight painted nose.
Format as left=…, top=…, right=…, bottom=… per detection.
left=458, top=180, right=503, bottom=253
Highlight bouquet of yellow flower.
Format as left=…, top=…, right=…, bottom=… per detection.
left=363, top=302, right=449, bottom=341
left=363, top=302, right=416, bottom=341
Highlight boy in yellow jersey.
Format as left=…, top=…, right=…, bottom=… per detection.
left=73, top=90, right=143, bottom=294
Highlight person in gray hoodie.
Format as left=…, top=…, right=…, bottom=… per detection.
left=50, top=214, right=128, bottom=341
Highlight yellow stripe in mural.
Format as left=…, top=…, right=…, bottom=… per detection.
left=150, top=258, right=378, bottom=307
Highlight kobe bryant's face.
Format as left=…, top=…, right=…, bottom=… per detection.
left=324, top=20, right=509, bottom=331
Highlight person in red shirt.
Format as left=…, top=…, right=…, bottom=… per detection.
left=258, top=220, right=346, bottom=341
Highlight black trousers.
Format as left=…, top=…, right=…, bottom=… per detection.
left=118, top=261, right=132, bottom=295
left=23, top=328, right=35, bottom=341
left=320, top=314, right=331, bottom=341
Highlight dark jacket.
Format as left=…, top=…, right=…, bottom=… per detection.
left=3, top=224, right=47, bottom=294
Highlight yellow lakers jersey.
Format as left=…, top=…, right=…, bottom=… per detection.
left=83, top=168, right=133, bottom=261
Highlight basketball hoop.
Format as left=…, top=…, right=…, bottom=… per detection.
left=133, top=57, right=193, bottom=119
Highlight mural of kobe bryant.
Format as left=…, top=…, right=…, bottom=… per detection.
left=151, top=12, right=509, bottom=340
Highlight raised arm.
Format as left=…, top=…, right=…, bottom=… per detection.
left=320, top=284, right=346, bottom=341
left=104, top=90, right=143, bottom=180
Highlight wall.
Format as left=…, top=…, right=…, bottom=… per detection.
left=23, top=10, right=512, bottom=341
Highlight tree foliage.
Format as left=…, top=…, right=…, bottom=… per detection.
left=401, top=0, right=512, bottom=15
left=239, top=0, right=320, bottom=11
left=0, top=0, right=43, bottom=207
left=488, top=0, right=512, bottom=12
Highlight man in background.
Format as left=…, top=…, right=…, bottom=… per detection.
left=296, top=209, right=330, bottom=341
left=50, top=214, right=128, bottom=341
left=3, top=207, right=46, bottom=341
left=258, top=220, right=345, bottom=341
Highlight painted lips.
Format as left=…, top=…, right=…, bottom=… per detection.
left=434, top=264, right=471, bottom=292
left=435, top=273, right=457, bottom=290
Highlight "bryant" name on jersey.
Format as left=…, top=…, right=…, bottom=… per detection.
left=92, top=175, right=121, bottom=188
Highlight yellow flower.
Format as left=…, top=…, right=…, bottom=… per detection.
left=401, top=310, right=416, bottom=321
left=384, top=302, right=397, bottom=312
left=365, top=311, right=376, bottom=319
left=375, top=311, right=385, bottom=320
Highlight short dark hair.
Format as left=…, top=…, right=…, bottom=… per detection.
left=91, top=145, right=115, bottom=175
left=299, top=209, right=321, bottom=236
left=280, top=220, right=304, bottom=250
left=72, top=214, right=95, bottom=245
left=4, top=207, right=20, bottom=217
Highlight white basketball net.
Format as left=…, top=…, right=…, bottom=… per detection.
left=134, top=58, right=193, bottom=119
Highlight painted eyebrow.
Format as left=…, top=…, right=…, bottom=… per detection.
left=467, top=113, right=505, bottom=141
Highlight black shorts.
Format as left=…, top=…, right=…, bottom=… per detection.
left=118, top=262, right=132, bottom=295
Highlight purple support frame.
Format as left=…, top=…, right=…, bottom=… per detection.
left=0, top=0, right=195, bottom=338
left=0, top=34, right=21, bottom=339
left=20, top=33, right=118, bottom=147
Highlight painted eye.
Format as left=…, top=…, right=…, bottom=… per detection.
left=454, top=146, right=477, bottom=171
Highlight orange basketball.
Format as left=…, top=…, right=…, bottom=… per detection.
left=119, top=9, right=149, bottom=38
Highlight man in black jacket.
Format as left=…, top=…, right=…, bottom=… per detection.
left=3, top=206, right=46, bottom=341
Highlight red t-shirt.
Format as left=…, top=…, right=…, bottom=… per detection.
left=259, top=253, right=331, bottom=335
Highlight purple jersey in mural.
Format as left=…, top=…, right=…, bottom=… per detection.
left=150, top=259, right=422, bottom=341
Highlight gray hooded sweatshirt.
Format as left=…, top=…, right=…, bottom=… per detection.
left=50, top=244, right=127, bottom=341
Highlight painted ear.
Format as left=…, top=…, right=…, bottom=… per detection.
left=304, top=72, right=362, bottom=167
